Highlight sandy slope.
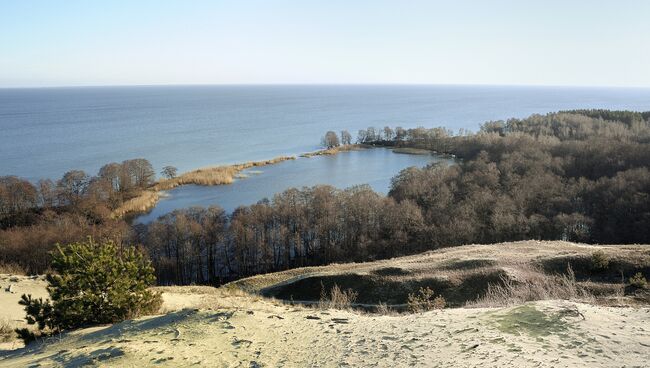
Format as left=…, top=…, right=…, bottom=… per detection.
left=1, top=241, right=649, bottom=367
left=1, top=286, right=648, bottom=367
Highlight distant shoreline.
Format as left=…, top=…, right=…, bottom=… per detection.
left=299, top=144, right=368, bottom=158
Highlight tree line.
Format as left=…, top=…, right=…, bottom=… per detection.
left=0, top=159, right=160, bottom=273
left=136, top=185, right=423, bottom=284
left=2, top=110, right=649, bottom=285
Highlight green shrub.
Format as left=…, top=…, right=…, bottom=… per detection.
left=629, top=273, right=648, bottom=289
left=407, top=287, right=446, bottom=313
left=591, top=250, right=609, bottom=271
left=17, top=238, right=162, bottom=343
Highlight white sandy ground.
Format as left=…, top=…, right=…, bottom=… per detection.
left=0, top=275, right=49, bottom=351
left=0, top=281, right=648, bottom=367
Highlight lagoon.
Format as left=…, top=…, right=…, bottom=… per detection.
left=135, top=148, right=451, bottom=223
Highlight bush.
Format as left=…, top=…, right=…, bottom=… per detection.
left=629, top=273, right=648, bottom=289
left=591, top=250, right=609, bottom=271
left=319, top=283, right=358, bottom=310
left=17, top=238, right=162, bottom=343
left=376, top=302, right=394, bottom=315
left=0, top=318, right=15, bottom=342
left=407, top=287, right=446, bottom=313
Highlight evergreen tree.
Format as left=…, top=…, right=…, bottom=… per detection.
left=17, top=237, right=162, bottom=342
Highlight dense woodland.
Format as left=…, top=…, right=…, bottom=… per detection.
left=1, top=110, right=649, bottom=285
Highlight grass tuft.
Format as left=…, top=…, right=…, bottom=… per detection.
left=318, top=283, right=358, bottom=310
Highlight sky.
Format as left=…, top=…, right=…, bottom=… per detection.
left=1, top=0, right=649, bottom=88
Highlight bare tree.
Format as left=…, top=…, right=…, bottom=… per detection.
left=340, top=130, right=352, bottom=146
left=37, top=179, right=57, bottom=208
left=122, top=158, right=155, bottom=189
left=99, top=162, right=123, bottom=192
left=161, top=166, right=178, bottom=179
left=395, top=126, right=407, bottom=142
left=57, top=170, right=89, bottom=206
left=0, top=176, right=37, bottom=224
left=322, top=131, right=340, bottom=148
left=383, top=126, right=394, bottom=141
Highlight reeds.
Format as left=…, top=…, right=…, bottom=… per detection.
left=155, top=156, right=295, bottom=190
left=300, top=144, right=365, bottom=158
left=111, top=156, right=295, bottom=218
left=111, top=190, right=160, bottom=218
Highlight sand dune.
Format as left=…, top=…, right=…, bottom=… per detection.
left=1, top=241, right=649, bottom=367
left=1, top=290, right=648, bottom=367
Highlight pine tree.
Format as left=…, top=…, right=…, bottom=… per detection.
left=17, top=237, right=162, bottom=342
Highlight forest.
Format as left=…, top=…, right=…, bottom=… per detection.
left=1, top=110, right=649, bottom=285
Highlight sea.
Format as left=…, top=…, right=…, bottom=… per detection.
left=2, top=85, right=649, bottom=220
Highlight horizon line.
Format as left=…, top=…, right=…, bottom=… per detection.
left=2, top=82, right=650, bottom=90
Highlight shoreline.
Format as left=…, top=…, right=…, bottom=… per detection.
left=112, top=144, right=443, bottom=219
left=112, top=145, right=373, bottom=219
left=299, top=144, right=368, bottom=158
left=111, top=156, right=296, bottom=218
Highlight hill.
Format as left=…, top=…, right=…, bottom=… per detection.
left=1, top=241, right=649, bottom=367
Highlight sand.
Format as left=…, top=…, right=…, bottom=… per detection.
left=0, top=285, right=648, bottom=367
left=1, top=241, right=649, bottom=367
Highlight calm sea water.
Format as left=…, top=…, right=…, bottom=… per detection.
left=135, top=148, right=451, bottom=223
left=3, top=85, right=650, bottom=182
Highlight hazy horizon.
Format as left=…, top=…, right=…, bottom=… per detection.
left=2, top=0, right=649, bottom=88
left=3, top=83, right=650, bottom=90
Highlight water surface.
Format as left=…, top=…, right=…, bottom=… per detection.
left=3, top=85, right=650, bottom=181
left=136, top=148, right=449, bottom=222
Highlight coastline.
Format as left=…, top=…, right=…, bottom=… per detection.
left=112, top=144, right=439, bottom=220
left=112, top=146, right=371, bottom=219
left=299, top=144, right=368, bottom=158
left=111, top=156, right=295, bottom=218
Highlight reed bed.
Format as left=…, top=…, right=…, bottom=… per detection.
left=111, top=190, right=160, bottom=218
left=300, top=144, right=365, bottom=158
left=112, top=156, right=295, bottom=218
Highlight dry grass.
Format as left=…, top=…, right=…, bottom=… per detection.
left=0, top=318, right=15, bottom=342
left=391, top=147, right=433, bottom=155
left=300, top=144, right=366, bottom=158
left=318, top=283, right=358, bottom=310
left=111, top=190, right=160, bottom=218
left=112, top=156, right=295, bottom=218
left=466, top=265, right=605, bottom=308
left=230, top=241, right=650, bottom=312
left=0, top=263, right=25, bottom=275
left=157, top=156, right=294, bottom=189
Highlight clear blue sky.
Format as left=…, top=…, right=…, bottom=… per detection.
left=1, top=0, right=649, bottom=88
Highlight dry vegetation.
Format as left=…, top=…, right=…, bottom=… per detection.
left=300, top=144, right=366, bottom=157
left=2, top=242, right=649, bottom=367
left=110, top=190, right=160, bottom=218
left=390, top=147, right=434, bottom=155
left=111, top=156, right=295, bottom=218
left=0, top=319, right=14, bottom=343
left=232, top=241, right=650, bottom=311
